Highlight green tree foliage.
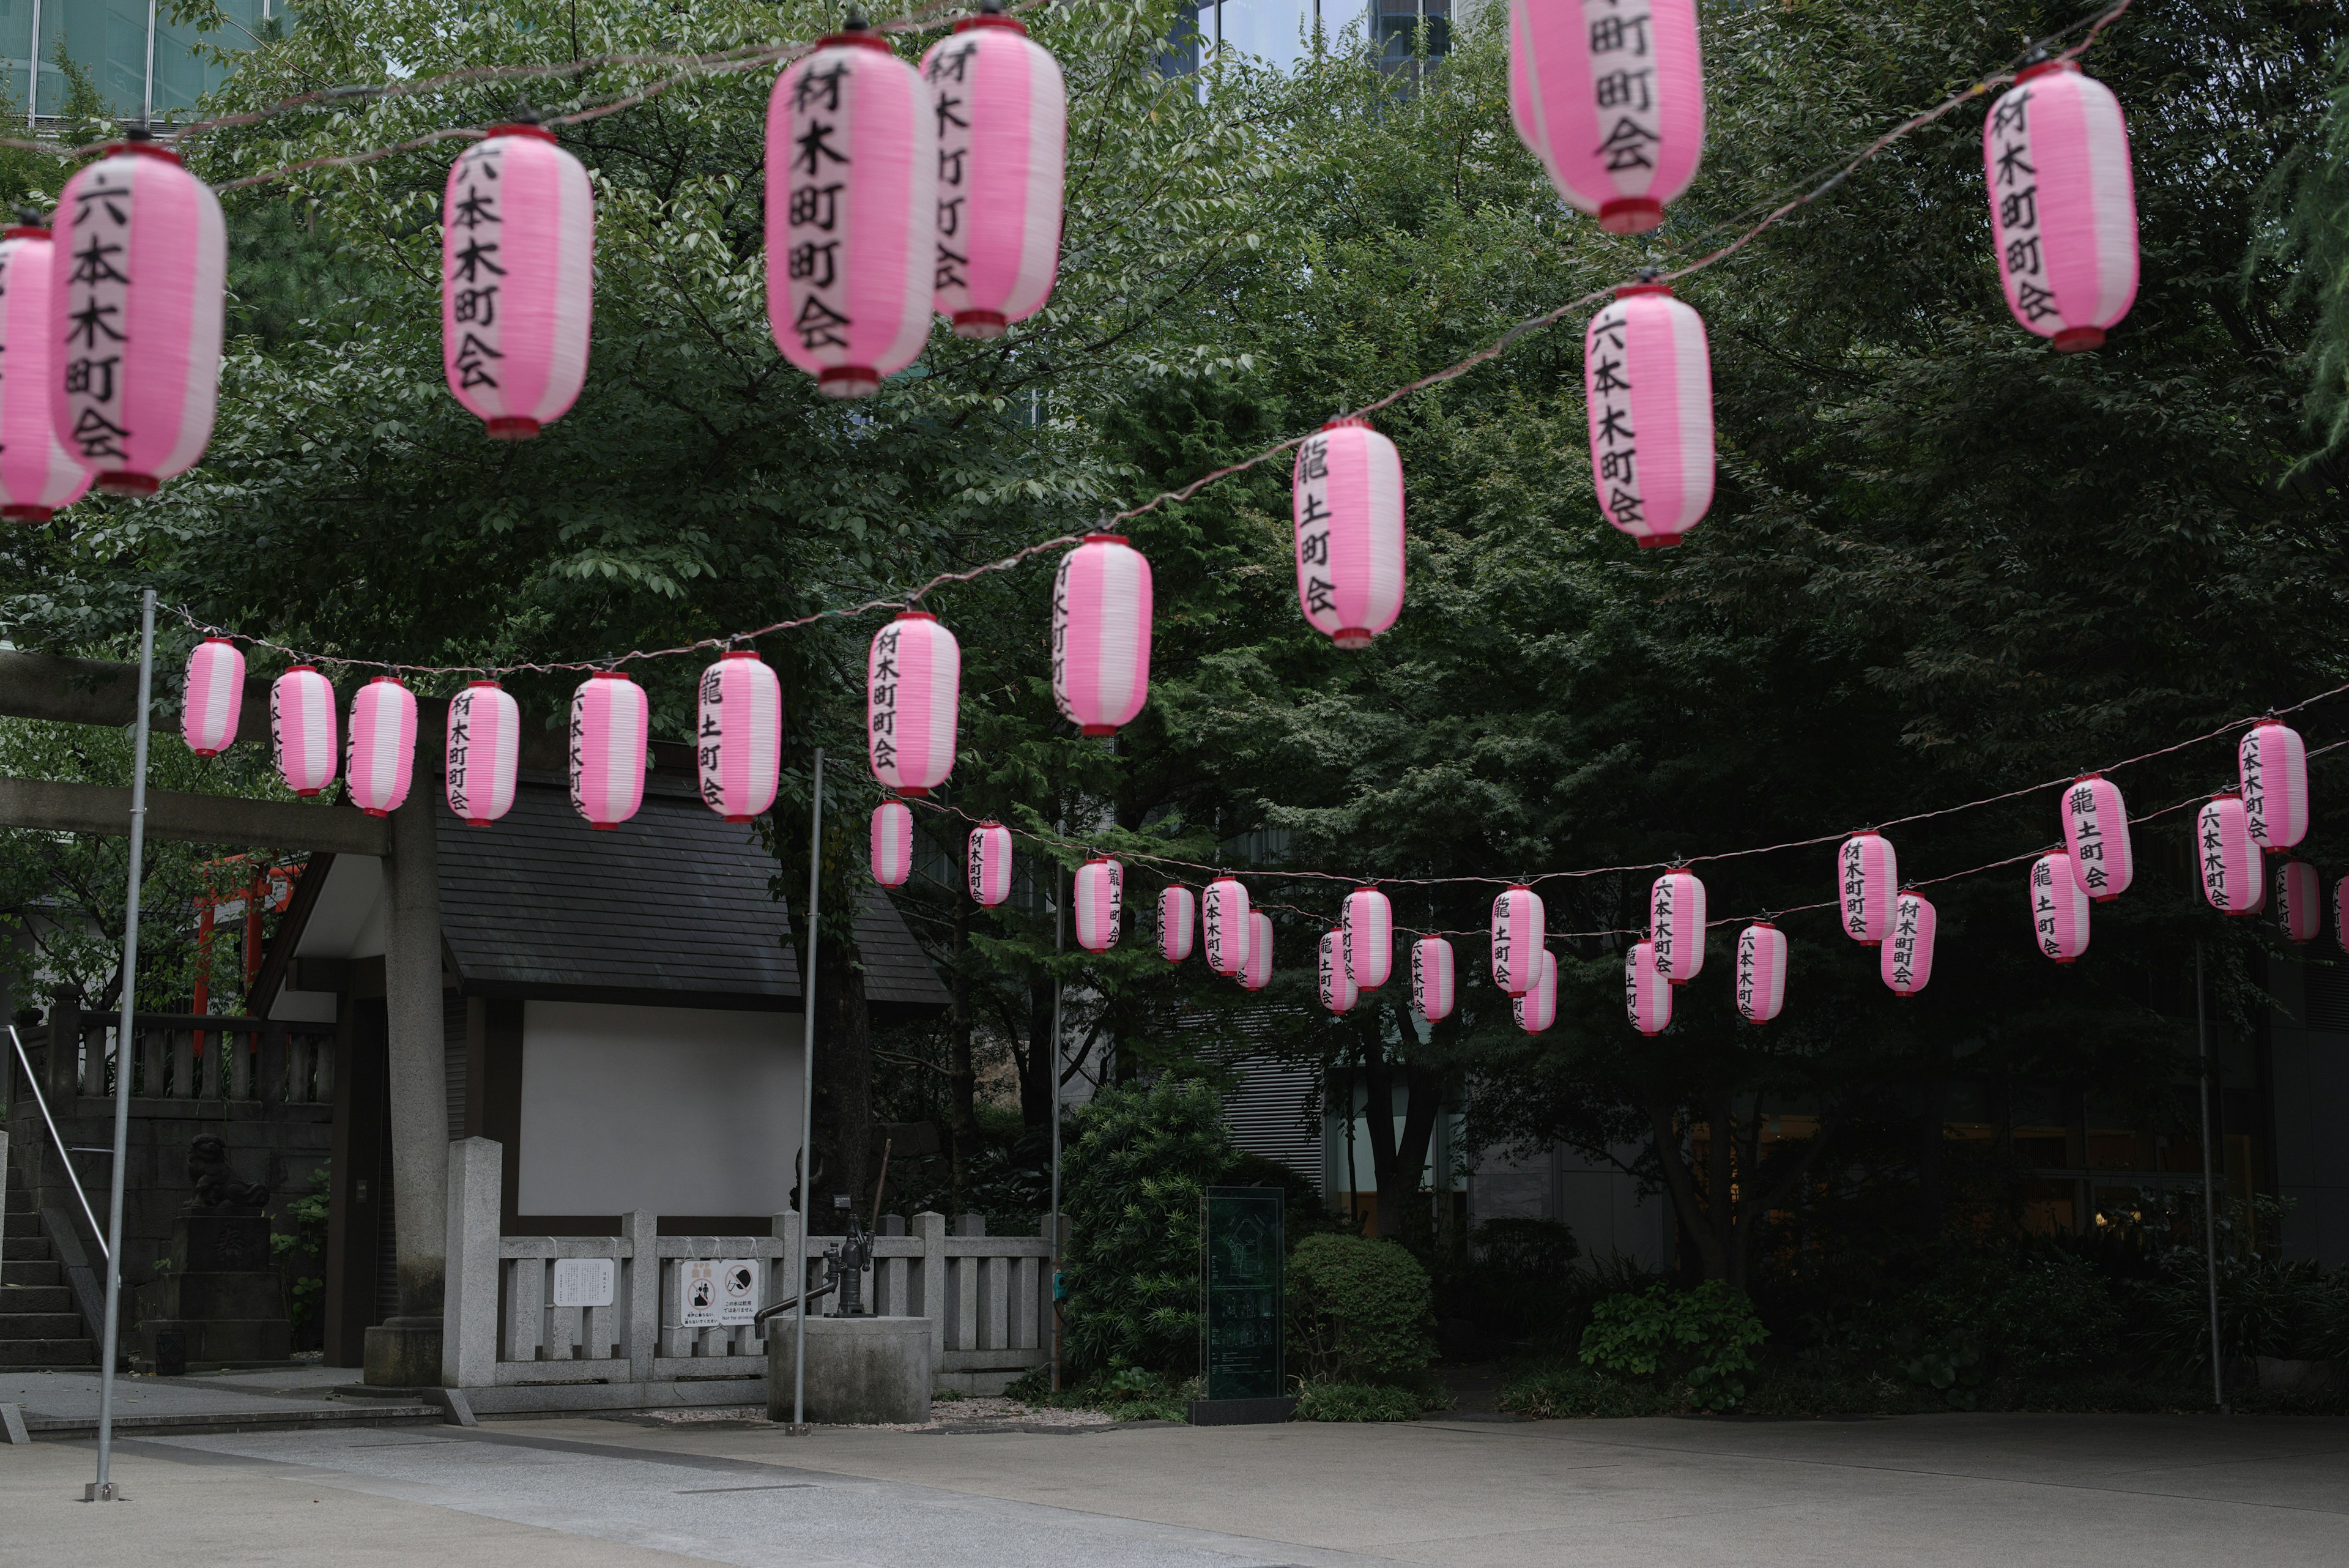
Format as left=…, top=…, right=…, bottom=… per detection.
left=1579, top=1281, right=1768, bottom=1411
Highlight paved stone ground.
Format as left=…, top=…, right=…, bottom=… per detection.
left=1, top=1362, right=351, bottom=1421
left=6, top=1409, right=2346, bottom=1567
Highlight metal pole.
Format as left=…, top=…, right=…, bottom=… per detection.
left=788, top=748, right=824, bottom=1433
left=2194, top=938, right=2225, bottom=1413
left=142, top=0, right=155, bottom=125
left=91, top=587, right=154, bottom=1502
left=24, top=0, right=41, bottom=129
left=1047, top=863, right=1064, bottom=1393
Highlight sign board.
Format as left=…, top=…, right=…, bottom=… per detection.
left=552, top=1257, right=615, bottom=1309
left=1201, top=1187, right=1283, bottom=1402
left=679, top=1258, right=719, bottom=1328
left=717, top=1258, right=759, bottom=1326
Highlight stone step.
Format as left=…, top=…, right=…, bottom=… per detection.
left=0, top=1337, right=97, bottom=1367
left=4, top=1187, right=35, bottom=1216
left=2, top=1260, right=62, bottom=1287
left=0, top=1284, right=72, bottom=1313
left=0, top=1312, right=85, bottom=1338
left=2, top=1233, right=54, bottom=1261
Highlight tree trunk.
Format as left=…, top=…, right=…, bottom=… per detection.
left=1019, top=964, right=1056, bottom=1132
left=815, top=936, right=871, bottom=1235
left=1647, top=1097, right=1829, bottom=1288
left=948, top=901, right=978, bottom=1213
left=1359, top=1027, right=1442, bottom=1244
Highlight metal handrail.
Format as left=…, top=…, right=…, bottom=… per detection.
left=6, top=1024, right=108, bottom=1260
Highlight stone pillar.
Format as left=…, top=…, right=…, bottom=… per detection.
left=45, top=985, right=81, bottom=1104
left=441, top=1138, right=501, bottom=1389
left=622, top=1209, right=658, bottom=1384
left=366, top=788, right=448, bottom=1386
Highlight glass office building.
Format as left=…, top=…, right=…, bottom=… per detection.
left=1165, top=0, right=1452, bottom=76
left=0, top=0, right=279, bottom=122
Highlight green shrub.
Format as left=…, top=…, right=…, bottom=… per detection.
left=1286, top=1233, right=1435, bottom=1385
left=1902, top=1248, right=2123, bottom=1380
left=1579, top=1282, right=1768, bottom=1411
left=1497, top=1359, right=1677, bottom=1419
left=1294, top=1381, right=1423, bottom=1422
left=2136, top=1253, right=2348, bottom=1372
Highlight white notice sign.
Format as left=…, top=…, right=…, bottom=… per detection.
left=679, top=1258, right=719, bottom=1328
left=552, top=1257, right=615, bottom=1309
left=717, top=1259, right=759, bottom=1326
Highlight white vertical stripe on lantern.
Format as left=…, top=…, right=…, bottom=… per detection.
left=867, top=611, right=959, bottom=795
left=1625, top=941, right=1671, bottom=1035
left=1075, top=858, right=1123, bottom=952
left=1491, top=885, right=1545, bottom=997
left=270, top=667, right=337, bottom=797
left=2199, top=793, right=2260, bottom=914
left=1883, top=892, right=1936, bottom=996
left=344, top=677, right=416, bottom=818
left=1513, top=948, right=1558, bottom=1035
left=2060, top=773, right=2133, bottom=901
left=1051, top=534, right=1152, bottom=736
left=1342, top=887, right=1392, bottom=990
left=1241, top=912, right=1274, bottom=992
left=2277, top=860, right=2321, bottom=945
left=2240, top=721, right=2309, bottom=853
left=968, top=821, right=1012, bottom=907
left=445, top=680, right=519, bottom=825
left=1412, top=936, right=1455, bottom=1022
left=181, top=638, right=243, bottom=757
left=1159, top=885, right=1196, bottom=963
left=1318, top=929, right=1357, bottom=1014
left=871, top=800, right=913, bottom=887
left=697, top=652, right=783, bottom=822
left=1649, top=871, right=1706, bottom=984
left=1204, top=876, right=1250, bottom=976
left=1838, top=833, right=1898, bottom=945
left=1736, top=923, right=1786, bottom=1024
left=570, top=672, right=648, bottom=829
left=2030, top=854, right=2091, bottom=964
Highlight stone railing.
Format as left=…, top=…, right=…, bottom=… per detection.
left=15, top=990, right=333, bottom=1106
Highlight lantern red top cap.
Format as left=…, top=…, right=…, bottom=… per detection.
left=2211, top=789, right=2240, bottom=800
left=1320, top=415, right=1371, bottom=431
left=894, top=609, right=938, bottom=622
left=2, top=225, right=45, bottom=240
left=1753, top=919, right=1776, bottom=929
left=592, top=669, right=634, bottom=681
left=287, top=664, right=316, bottom=673
left=486, top=122, right=558, bottom=143
left=466, top=678, right=503, bottom=689
left=2016, top=58, right=2080, bottom=84
left=108, top=139, right=182, bottom=165
left=1085, top=855, right=1108, bottom=864
left=1614, top=281, right=1674, bottom=299
left=1084, top=533, right=1129, bottom=545
left=820, top=25, right=896, bottom=52
left=369, top=674, right=406, bottom=686
left=720, top=648, right=760, bottom=660
left=953, top=12, right=1028, bottom=32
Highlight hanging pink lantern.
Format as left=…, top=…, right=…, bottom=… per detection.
left=1241, top=912, right=1274, bottom=992
left=2276, top=860, right=2321, bottom=945
left=1292, top=417, right=1405, bottom=649
left=1318, top=929, right=1357, bottom=1014
left=1159, top=885, right=1196, bottom=963
left=2030, top=853, right=2091, bottom=964
left=1507, top=0, right=1704, bottom=234
left=1625, top=940, right=1671, bottom=1036
left=2240, top=719, right=2308, bottom=854
left=968, top=820, right=1012, bottom=907
left=1203, top=875, right=1250, bottom=977
left=1838, top=832, right=1898, bottom=946
left=50, top=132, right=225, bottom=496
left=1735, top=923, right=1784, bottom=1025
left=867, top=611, right=959, bottom=795
left=2060, top=773, right=2133, bottom=902
left=1491, top=885, right=1545, bottom=997
left=871, top=800, right=913, bottom=888
left=2198, top=792, right=2259, bottom=915
left=270, top=666, right=337, bottom=798
left=768, top=20, right=935, bottom=398
left=1583, top=283, right=1714, bottom=549
left=1649, top=869, right=1705, bottom=984
left=441, top=122, right=593, bottom=439
left=1513, top=948, right=1558, bottom=1035
left=921, top=2, right=1064, bottom=340
left=446, top=680, right=519, bottom=826
left=1983, top=61, right=2138, bottom=353
left=698, top=652, right=782, bottom=823
left=0, top=224, right=89, bottom=520
left=1883, top=892, right=1936, bottom=997
left=1075, top=857, right=1123, bottom=952
left=570, top=671, right=648, bottom=830
left=344, top=677, right=416, bottom=819
left=1412, top=936, right=1455, bottom=1022
left=181, top=637, right=243, bottom=757
left=1342, top=886, right=1393, bottom=990
left=1052, top=533, right=1152, bottom=737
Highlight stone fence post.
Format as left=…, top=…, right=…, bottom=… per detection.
left=441, top=1137, right=502, bottom=1388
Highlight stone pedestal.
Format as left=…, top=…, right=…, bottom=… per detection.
left=135, top=1213, right=292, bottom=1369
left=363, top=1318, right=444, bottom=1387
left=766, top=1316, right=932, bottom=1425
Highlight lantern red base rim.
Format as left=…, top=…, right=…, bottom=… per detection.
left=1080, top=724, right=1117, bottom=737
left=1638, top=1028, right=1663, bottom=1036
left=466, top=819, right=494, bottom=828
left=2, top=505, right=54, bottom=521
left=295, top=789, right=322, bottom=798
left=1597, top=198, right=1664, bottom=234
left=485, top=416, right=541, bottom=440
left=724, top=814, right=754, bottom=824
left=1332, top=628, right=1375, bottom=649
left=95, top=472, right=158, bottom=496
left=590, top=822, right=620, bottom=831
left=2092, top=894, right=2119, bottom=904
left=896, top=786, right=929, bottom=798
left=2052, top=957, right=2076, bottom=965
left=818, top=366, right=882, bottom=398
left=1859, top=939, right=1882, bottom=948
left=1633, top=533, right=1683, bottom=549
left=361, top=808, right=390, bottom=819
left=190, top=747, right=222, bottom=758
left=2052, top=327, right=2106, bottom=354
left=952, top=310, right=1008, bottom=340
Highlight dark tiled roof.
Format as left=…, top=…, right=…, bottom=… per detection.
left=435, top=775, right=947, bottom=1011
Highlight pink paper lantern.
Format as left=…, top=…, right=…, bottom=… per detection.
left=921, top=4, right=1064, bottom=340
left=446, top=680, right=519, bottom=826
left=442, top=123, right=593, bottom=439
left=51, top=133, right=225, bottom=496
left=1584, top=283, right=1714, bottom=549
left=1241, top=911, right=1274, bottom=992
left=2030, top=853, right=2091, bottom=964
left=1203, top=876, right=1250, bottom=977
left=344, top=677, right=417, bottom=819
left=768, top=21, right=935, bottom=398
left=1838, top=832, right=1899, bottom=946
left=181, top=638, right=243, bottom=757
left=570, top=671, right=648, bottom=830
left=2240, top=719, right=2308, bottom=854
left=1159, top=885, right=1196, bottom=963
left=2060, top=773, right=2133, bottom=902
left=1075, top=857, right=1123, bottom=952
left=1293, top=417, right=1405, bottom=649
left=1625, top=940, right=1671, bottom=1036
left=697, top=652, right=782, bottom=823
left=1319, top=929, right=1358, bottom=1014
left=2198, top=792, right=2260, bottom=915
left=0, top=225, right=89, bottom=521
left=1649, top=869, right=1706, bottom=984
left=1735, top=922, right=1785, bottom=1025
left=1883, top=892, right=1936, bottom=997
left=1983, top=61, right=2138, bottom=353
left=871, top=800, right=914, bottom=887
left=270, top=666, right=337, bottom=798
left=1491, top=884, right=1545, bottom=997
left=2276, top=860, right=2321, bottom=945
left=1515, top=948, right=1558, bottom=1035
left=1412, top=936, right=1455, bottom=1022
left=1052, top=533, right=1152, bottom=737
left=868, top=611, right=959, bottom=795
left=1342, top=887, right=1393, bottom=990
left=968, top=820, right=1012, bottom=907
left=1507, top=0, right=1704, bottom=234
